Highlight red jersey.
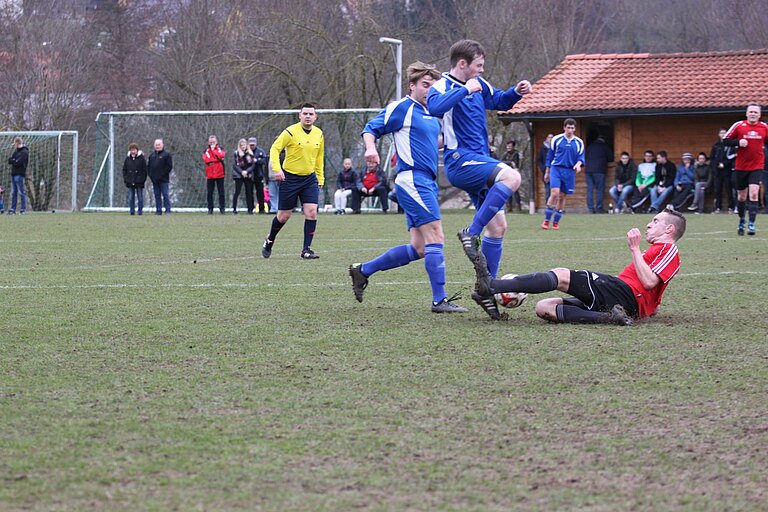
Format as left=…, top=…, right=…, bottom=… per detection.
left=617, top=242, right=680, bottom=319
left=723, top=120, right=768, bottom=171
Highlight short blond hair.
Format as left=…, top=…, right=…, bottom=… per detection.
left=407, top=61, right=440, bottom=85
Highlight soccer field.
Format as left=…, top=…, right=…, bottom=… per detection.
left=1, top=211, right=766, bottom=511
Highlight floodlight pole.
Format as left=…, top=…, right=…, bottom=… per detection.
left=379, top=37, right=402, bottom=101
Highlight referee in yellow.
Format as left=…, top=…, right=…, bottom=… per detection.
left=262, top=103, right=325, bottom=259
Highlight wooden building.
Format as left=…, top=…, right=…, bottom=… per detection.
left=501, top=49, right=768, bottom=210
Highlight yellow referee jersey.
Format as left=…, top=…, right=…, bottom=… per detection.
left=270, top=122, right=325, bottom=187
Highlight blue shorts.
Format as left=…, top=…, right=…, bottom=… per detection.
left=444, top=152, right=500, bottom=208
left=394, top=170, right=441, bottom=230
left=550, top=166, right=576, bottom=195
left=278, top=172, right=319, bottom=211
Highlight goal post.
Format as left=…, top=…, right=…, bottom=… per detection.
left=0, top=131, right=79, bottom=211
left=85, top=109, right=397, bottom=212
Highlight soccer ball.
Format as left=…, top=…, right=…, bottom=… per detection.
left=494, top=273, right=528, bottom=308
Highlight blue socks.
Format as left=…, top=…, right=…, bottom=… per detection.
left=481, top=236, right=503, bottom=279
left=544, top=206, right=554, bottom=221
left=424, top=244, right=447, bottom=304
left=469, top=182, right=512, bottom=235
left=303, top=219, right=317, bottom=249
left=553, top=209, right=564, bottom=224
left=361, top=244, right=419, bottom=277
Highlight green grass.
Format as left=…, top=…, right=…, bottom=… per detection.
left=1, top=210, right=766, bottom=511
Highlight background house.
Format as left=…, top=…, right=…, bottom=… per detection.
left=501, top=49, right=768, bottom=210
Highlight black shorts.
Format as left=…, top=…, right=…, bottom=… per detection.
left=733, top=170, right=762, bottom=190
left=278, top=172, right=319, bottom=211
left=565, top=270, right=638, bottom=317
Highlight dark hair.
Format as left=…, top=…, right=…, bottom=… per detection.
left=620, top=151, right=630, bottom=157
left=449, top=39, right=485, bottom=67
left=698, top=152, right=707, bottom=159
left=644, top=149, right=654, bottom=155
left=662, top=209, right=687, bottom=240
left=657, top=150, right=668, bottom=158
left=300, top=103, right=316, bottom=111
left=564, top=118, right=576, bottom=127
left=507, top=140, right=516, bottom=146
left=129, top=143, right=139, bottom=150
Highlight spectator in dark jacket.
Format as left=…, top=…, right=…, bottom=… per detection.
left=609, top=151, right=637, bottom=212
left=537, top=133, right=553, bottom=207
left=688, top=152, right=712, bottom=214
left=147, top=138, right=173, bottom=215
left=501, top=140, right=522, bottom=212
left=7, top=136, right=29, bottom=214
left=710, top=128, right=736, bottom=213
left=232, top=138, right=256, bottom=214
left=122, top=143, right=147, bottom=215
left=351, top=161, right=388, bottom=214
left=649, top=151, right=677, bottom=213
left=247, top=137, right=269, bottom=213
left=584, top=135, right=613, bottom=213
left=333, top=158, right=359, bottom=214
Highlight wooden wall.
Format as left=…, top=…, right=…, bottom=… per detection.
left=531, top=113, right=740, bottom=210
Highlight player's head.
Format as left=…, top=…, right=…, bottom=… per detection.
left=298, top=103, right=317, bottom=128
left=449, top=39, right=485, bottom=79
left=746, top=104, right=761, bottom=123
left=563, top=118, right=576, bottom=136
left=406, top=61, right=440, bottom=106
left=647, top=209, right=686, bottom=242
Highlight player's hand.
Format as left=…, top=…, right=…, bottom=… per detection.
left=515, top=80, right=532, bottom=95
left=627, top=228, right=642, bottom=250
left=465, top=78, right=482, bottom=94
left=739, top=138, right=748, bottom=147
left=544, top=170, right=550, bottom=183
left=275, top=170, right=285, bottom=182
left=364, top=147, right=380, bottom=167
left=574, top=162, right=582, bottom=173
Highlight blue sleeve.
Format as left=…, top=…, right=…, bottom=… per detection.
left=482, top=81, right=523, bottom=111
left=361, top=103, right=406, bottom=138
left=546, top=144, right=555, bottom=168
left=577, top=140, right=585, bottom=164
left=427, top=85, right=469, bottom=117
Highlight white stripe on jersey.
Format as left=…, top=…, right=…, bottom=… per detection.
left=650, top=243, right=679, bottom=282
left=394, top=171, right=430, bottom=212
left=392, top=103, right=415, bottom=167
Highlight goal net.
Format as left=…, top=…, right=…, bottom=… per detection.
left=0, top=131, right=79, bottom=212
left=85, top=109, right=397, bottom=212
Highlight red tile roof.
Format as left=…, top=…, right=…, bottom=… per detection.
left=504, top=49, right=768, bottom=118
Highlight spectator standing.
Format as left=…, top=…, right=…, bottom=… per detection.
left=7, top=137, right=28, bottom=214
left=584, top=135, right=613, bottom=213
left=630, top=150, right=657, bottom=212
left=669, top=152, right=695, bottom=210
left=231, top=138, right=255, bottom=215
left=122, top=143, right=147, bottom=215
left=609, top=152, right=637, bottom=213
left=248, top=137, right=268, bottom=214
left=710, top=128, right=736, bottom=213
left=688, top=152, right=712, bottom=214
left=501, top=140, right=522, bottom=212
left=648, top=151, right=676, bottom=213
left=537, top=133, right=554, bottom=207
left=262, top=103, right=324, bottom=259
left=723, top=104, right=768, bottom=236
left=542, top=118, right=584, bottom=230
left=352, top=160, right=389, bottom=214
left=147, top=139, right=173, bottom=215
left=202, top=135, right=227, bottom=214
left=334, top=158, right=358, bottom=214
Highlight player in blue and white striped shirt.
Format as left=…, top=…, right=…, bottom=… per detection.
left=542, top=118, right=584, bottom=230
left=348, top=61, right=467, bottom=314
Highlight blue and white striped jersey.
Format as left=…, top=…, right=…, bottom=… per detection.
left=427, top=73, right=523, bottom=159
left=362, top=96, right=440, bottom=179
left=547, top=133, right=585, bottom=169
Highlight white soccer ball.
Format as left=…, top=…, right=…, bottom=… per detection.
left=494, top=273, right=528, bottom=308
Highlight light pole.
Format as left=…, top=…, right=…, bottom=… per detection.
left=379, top=37, right=402, bottom=101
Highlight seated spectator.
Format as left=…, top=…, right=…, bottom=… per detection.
left=351, top=160, right=389, bottom=214
left=631, top=150, right=657, bottom=212
left=334, top=158, right=359, bottom=214
left=609, top=151, right=637, bottom=213
left=688, top=152, right=712, bottom=214
left=669, top=152, right=695, bottom=210
left=648, top=151, right=676, bottom=213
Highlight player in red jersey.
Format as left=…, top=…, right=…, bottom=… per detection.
left=470, top=210, right=686, bottom=325
left=723, top=104, right=768, bottom=236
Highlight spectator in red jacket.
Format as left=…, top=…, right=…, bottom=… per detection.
left=203, top=135, right=227, bottom=214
